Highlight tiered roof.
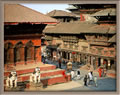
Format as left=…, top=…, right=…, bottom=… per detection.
left=4, top=4, right=58, bottom=25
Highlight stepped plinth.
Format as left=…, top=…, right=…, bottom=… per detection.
left=4, top=62, right=71, bottom=91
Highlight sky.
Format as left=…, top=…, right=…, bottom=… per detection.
left=21, top=4, right=70, bottom=14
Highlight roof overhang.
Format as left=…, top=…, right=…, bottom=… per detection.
left=4, top=22, right=58, bottom=25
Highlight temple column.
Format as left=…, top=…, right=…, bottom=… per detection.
left=31, top=46, right=34, bottom=60
left=108, top=59, right=111, bottom=70
left=101, top=58, right=104, bottom=66
left=95, top=57, right=98, bottom=69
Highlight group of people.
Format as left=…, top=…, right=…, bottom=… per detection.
left=70, top=69, right=98, bottom=87
left=83, top=71, right=98, bottom=87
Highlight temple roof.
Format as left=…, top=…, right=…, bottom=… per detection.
left=91, top=8, right=116, bottom=16
left=108, top=35, right=116, bottom=43
left=4, top=4, right=58, bottom=24
left=44, top=21, right=116, bottom=34
left=47, top=10, right=79, bottom=17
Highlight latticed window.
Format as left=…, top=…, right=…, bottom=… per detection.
left=82, top=46, right=88, bottom=52
left=97, top=48, right=103, bottom=55
left=110, top=50, right=114, bottom=55
left=64, top=42, right=68, bottom=48
left=69, top=43, right=73, bottom=49
left=104, top=51, right=108, bottom=55
left=74, top=43, right=78, bottom=50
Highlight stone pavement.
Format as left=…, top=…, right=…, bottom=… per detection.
left=35, top=59, right=116, bottom=91
left=24, top=68, right=116, bottom=91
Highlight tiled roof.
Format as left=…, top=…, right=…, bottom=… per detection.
left=108, top=35, right=116, bottom=43
left=4, top=4, right=58, bottom=23
left=44, top=21, right=116, bottom=34
left=91, top=8, right=116, bottom=16
left=47, top=10, right=79, bottom=17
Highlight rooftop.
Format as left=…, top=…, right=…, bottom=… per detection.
left=4, top=4, right=58, bottom=24
left=44, top=21, right=116, bottom=34
left=47, top=10, right=79, bottom=17
left=108, top=35, right=116, bottom=43
left=91, top=8, right=116, bottom=16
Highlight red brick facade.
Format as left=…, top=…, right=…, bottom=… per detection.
left=4, top=39, right=42, bottom=66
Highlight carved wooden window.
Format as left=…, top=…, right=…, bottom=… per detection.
left=69, top=43, right=73, bottom=49
left=110, top=50, right=114, bottom=55
left=64, top=42, right=68, bottom=48
left=4, top=43, right=13, bottom=63
left=97, top=48, right=103, bottom=55
left=25, top=41, right=33, bottom=60
left=82, top=46, right=88, bottom=52
left=74, top=43, right=78, bottom=50
left=104, top=51, right=108, bottom=55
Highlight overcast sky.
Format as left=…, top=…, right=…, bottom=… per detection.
left=21, top=4, right=70, bottom=14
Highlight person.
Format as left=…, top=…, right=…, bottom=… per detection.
left=88, top=71, right=93, bottom=85
left=84, top=75, right=88, bottom=86
left=62, top=71, right=68, bottom=81
left=58, top=59, right=61, bottom=69
left=94, top=76, right=98, bottom=87
left=90, top=71, right=93, bottom=76
left=76, top=69, right=80, bottom=80
left=70, top=70, right=75, bottom=80
left=98, top=67, right=102, bottom=77
left=103, top=68, right=107, bottom=77
left=101, top=68, right=104, bottom=77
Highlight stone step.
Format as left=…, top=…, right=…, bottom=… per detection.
left=4, top=73, right=71, bottom=87
left=4, top=65, right=56, bottom=77
left=4, top=69, right=65, bottom=82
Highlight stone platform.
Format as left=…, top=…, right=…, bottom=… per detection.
left=4, top=62, right=71, bottom=91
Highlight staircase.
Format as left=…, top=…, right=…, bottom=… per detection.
left=4, top=63, right=71, bottom=90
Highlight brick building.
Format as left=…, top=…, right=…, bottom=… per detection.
left=4, top=4, right=58, bottom=66
left=44, top=21, right=116, bottom=70
left=67, top=4, right=116, bottom=24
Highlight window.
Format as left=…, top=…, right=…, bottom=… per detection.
left=4, top=43, right=13, bottom=64
left=14, top=42, right=23, bottom=62
left=25, top=41, right=34, bottom=61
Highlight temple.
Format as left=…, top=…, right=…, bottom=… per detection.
left=4, top=4, right=58, bottom=66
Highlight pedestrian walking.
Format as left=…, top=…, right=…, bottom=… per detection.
left=70, top=70, right=75, bottom=80
left=84, top=75, right=88, bottom=86
left=88, top=71, right=93, bottom=85
left=101, top=68, right=104, bottom=77
left=98, top=67, right=102, bottom=77
left=94, top=76, right=98, bottom=87
left=58, top=59, right=61, bottom=69
left=90, top=71, right=93, bottom=76
left=103, top=68, right=107, bottom=77
left=76, top=69, right=80, bottom=80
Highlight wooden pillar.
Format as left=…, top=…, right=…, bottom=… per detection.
left=95, top=57, right=98, bottom=69
left=101, top=58, right=104, bottom=66
left=31, top=46, right=34, bottom=60
left=79, top=54, right=81, bottom=62
left=60, top=51, right=62, bottom=58
left=35, top=46, right=41, bottom=62
left=108, top=59, right=111, bottom=70
left=70, top=52, right=72, bottom=60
